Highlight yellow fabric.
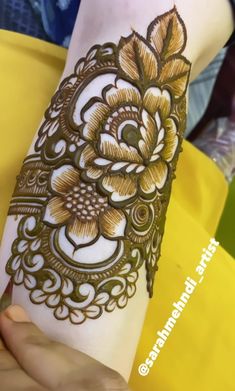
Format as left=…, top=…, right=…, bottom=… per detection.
left=0, top=30, right=234, bottom=391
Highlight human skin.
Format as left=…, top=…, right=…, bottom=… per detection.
left=0, top=0, right=234, bottom=381
left=0, top=305, right=129, bottom=390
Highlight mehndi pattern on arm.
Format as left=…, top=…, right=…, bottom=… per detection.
left=6, top=7, right=191, bottom=324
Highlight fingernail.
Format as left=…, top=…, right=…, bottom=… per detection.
left=4, top=305, right=31, bottom=323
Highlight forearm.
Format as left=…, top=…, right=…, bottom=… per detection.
left=65, top=0, right=234, bottom=81
left=0, top=0, right=234, bottom=381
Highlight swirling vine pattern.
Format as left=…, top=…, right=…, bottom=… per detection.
left=6, top=7, right=191, bottom=324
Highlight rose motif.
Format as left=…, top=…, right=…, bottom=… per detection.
left=43, top=165, right=127, bottom=247
left=76, top=78, right=178, bottom=205
left=7, top=8, right=192, bottom=323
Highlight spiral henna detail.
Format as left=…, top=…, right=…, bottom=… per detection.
left=6, top=7, right=191, bottom=324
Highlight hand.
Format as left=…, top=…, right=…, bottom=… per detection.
left=0, top=305, right=129, bottom=391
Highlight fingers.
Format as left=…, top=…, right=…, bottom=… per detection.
left=0, top=305, right=73, bottom=390
left=0, top=336, right=47, bottom=391
left=0, top=367, right=48, bottom=391
left=0, top=305, right=130, bottom=391
left=0, top=341, right=19, bottom=370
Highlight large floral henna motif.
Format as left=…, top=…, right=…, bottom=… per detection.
left=6, top=7, right=191, bottom=324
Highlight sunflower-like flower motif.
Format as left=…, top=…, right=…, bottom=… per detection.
left=6, top=7, right=192, bottom=323
left=76, top=79, right=178, bottom=205
left=43, top=165, right=127, bottom=247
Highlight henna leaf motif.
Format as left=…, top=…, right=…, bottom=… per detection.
left=147, top=7, right=187, bottom=61
left=118, top=32, right=159, bottom=82
left=159, top=57, right=191, bottom=99
left=6, top=7, right=191, bottom=323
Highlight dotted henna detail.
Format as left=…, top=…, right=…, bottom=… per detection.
left=6, top=7, right=191, bottom=323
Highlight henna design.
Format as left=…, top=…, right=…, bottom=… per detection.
left=6, top=7, right=191, bottom=324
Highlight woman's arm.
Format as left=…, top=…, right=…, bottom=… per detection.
left=0, top=0, right=234, bottom=380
